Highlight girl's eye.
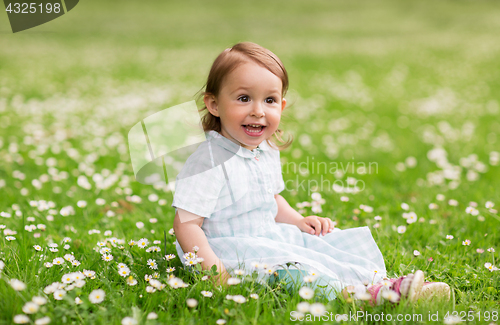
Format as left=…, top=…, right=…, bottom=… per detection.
left=266, top=97, right=277, bottom=104
left=238, top=95, right=250, bottom=102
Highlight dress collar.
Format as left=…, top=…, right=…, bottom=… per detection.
left=205, top=130, right=271, bottom=159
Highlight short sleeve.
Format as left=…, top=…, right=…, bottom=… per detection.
left=272, top=149, right=285, bottom=195
left=171, top=165, right=224, bottom=219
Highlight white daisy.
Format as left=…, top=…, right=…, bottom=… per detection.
left=186, top=298, right=198, bottom=308
left=146, top=259, right=158, bottom=270
left=168, top=277, right=185, bottom=289
left=62, top=273, right=75, bottom=284
left=184, top=258, right=198, bottom=266
left=83, top=270, right=96, bottom=278
left=227, top=277, right=241, bottom=285
left=52, top=257, right=64, bottom=265
left=43, top=283, right=58, bottom=294
left=101, top=254, right=114, bottom=262
left=118, top=267, right=131, bottom=277
left=77, top=200, right=87, bottom=208
left=99, top=247, right=111, bottom=254
left=444, top=315, right=462, bottom=324
left=406, top=212, right=418, bottom=224
left=53, top=289, right=66, bottom=300
left=296, top=302, right=310, bottom=313
left=89, top=289, right=105, bottom=303
left=232, top=295, right=247, bottom=304
left=22, top=302, right=39, bottom=314
left=75, top=279, right=85, bottom=288
left=137, top=238, right=149, bottom=248
left=121, top=317, right=137, bottom=325
left=13, top=315, right=30, bottom=324
left=303, top=275, right=318, bottom=283
left=428, top=203, right=438, bottom=210
left=126, top=276, right=138, bottom=286
left=250, top=261, right=260, bottom=269
left=34, top=316, right=51, bottom=325
left=484, top=263, right=499, bottom=272
left=309, top=303, right=326, bottom=317
left=298, top=286, right=314, bottom=299
left=382, top=289, right=400, bottom=303
left=9, top=279, right=26, bottom=291
left=164, top=254, right=176, bottom=261
left=32, top=296, right=47, bottom=305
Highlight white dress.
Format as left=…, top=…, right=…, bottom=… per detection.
left=172, top=130, right=387, bottom=299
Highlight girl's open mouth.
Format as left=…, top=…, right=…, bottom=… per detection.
left=242, top=124, right=266, bottom=137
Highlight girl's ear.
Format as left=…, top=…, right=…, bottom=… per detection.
left=281, top=98, right=287, bottom=112
left=204, top=93, right=220, bottom=117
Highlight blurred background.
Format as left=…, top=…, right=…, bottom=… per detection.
left=1, top=0, right=499, bottom=217
left=1, top=1, right=500, bottom=320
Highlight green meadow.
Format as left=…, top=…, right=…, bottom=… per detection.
left=0, top=0, right=499, bottom=324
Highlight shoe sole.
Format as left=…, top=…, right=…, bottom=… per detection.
left=419, top=282, right=451, bottom=301
left=407, top=270, right=424, bottom=302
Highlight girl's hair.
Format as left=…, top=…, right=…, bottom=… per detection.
left=195, top=42, right=293, bottom=150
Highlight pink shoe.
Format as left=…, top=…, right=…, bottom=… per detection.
left=367, top=270, right=424, bottom=305
left=419, top=281, right=451, bottom=301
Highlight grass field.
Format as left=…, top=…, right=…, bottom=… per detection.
left=0, top=0, right=499, bottom=324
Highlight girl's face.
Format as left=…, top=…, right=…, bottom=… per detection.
left=204, top=60, right=286, bottom=150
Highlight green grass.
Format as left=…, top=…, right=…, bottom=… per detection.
left=0, top=0, right=499, bottom=324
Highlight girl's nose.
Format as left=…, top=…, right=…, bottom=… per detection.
left=250, top=102, right=265, bottom=117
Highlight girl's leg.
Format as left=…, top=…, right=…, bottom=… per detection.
left=364, top=270, right=424, bottom=305
left=342, top=270, right=425, bottom=305
left=358, top=270, right=450, bottom=305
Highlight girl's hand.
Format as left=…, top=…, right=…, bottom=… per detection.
left=295, top=215, right=335, bottom=236
left=215, top=270, right=231, bottom=288
left=211, top=261, right=231, bottom=288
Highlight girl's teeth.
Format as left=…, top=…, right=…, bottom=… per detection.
left=244, top=125, right=263, bottom=133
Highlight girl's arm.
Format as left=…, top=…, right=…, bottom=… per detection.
left=173, top=208, right=231, bottom=286
left=274, top=194, right=304, bottom=225
left=274, top=194, right=335, bottom=236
